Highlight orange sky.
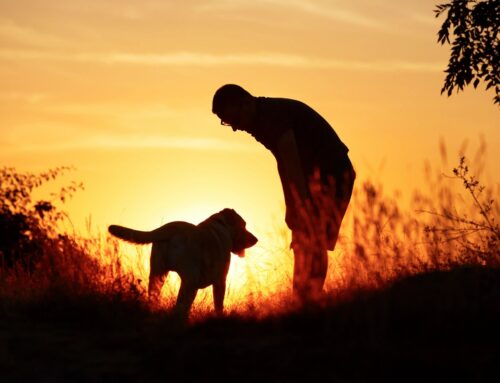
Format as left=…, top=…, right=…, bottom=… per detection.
left=1, top=0, right=498, bottom=242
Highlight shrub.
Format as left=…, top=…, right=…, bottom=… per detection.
left=0, top=166, right=83, bottom=270
left=333, top=147, right=499, bottom=296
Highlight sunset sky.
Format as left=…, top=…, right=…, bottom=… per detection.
left=1, top=0, right=498, bottom=244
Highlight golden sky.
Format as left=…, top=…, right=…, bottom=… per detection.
left=1, top=0, right=498, bottom=240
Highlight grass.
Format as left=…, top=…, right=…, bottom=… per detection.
left=2, top=265, right=498, bottom=382
left=0, top=151, right=499, bottom=382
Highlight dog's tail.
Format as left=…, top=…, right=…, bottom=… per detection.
left=108, top=225, right=154, bottom=244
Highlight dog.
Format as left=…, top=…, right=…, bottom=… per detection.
left=108, top=208, right=258, bottom=318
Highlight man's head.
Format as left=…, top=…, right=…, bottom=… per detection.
left=212, top=84, right=255, bottom=131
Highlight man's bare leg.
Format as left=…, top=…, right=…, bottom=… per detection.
left=292, top=240, right=328, bottom=302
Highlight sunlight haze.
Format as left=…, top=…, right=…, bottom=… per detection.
left=1, top=0, right=498, bottom=244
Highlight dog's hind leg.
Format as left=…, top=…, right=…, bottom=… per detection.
left=174, top=280, right=197, bottom=320
left=148, top=272, right=167, bottom=301
left=148, top=243, right=169, bottom=302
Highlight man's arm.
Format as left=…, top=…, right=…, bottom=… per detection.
left=276, top=128, right=309, bottom=200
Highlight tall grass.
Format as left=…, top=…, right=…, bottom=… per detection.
left=0, top=167, right=146, bottom=317
left=330, top=142, right=499, bottom=300
left=1, top=146, right=498, bottom=320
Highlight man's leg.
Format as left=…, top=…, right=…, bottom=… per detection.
left=310, top=246, right=328, bottom=291
left=291, top=229, right=328, bottom=302
left=291, top=170, right=355, bottom=301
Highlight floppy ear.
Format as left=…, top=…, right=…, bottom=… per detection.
left=235, top=230, right=258, bottom=258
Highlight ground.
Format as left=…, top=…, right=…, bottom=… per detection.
left=1, top=266, right=499, bottom=382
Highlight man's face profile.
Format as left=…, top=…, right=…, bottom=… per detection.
left=217, top=104, right=243, bottom=131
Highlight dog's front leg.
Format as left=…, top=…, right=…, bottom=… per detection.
left=213, top=279, right=226, bottom=315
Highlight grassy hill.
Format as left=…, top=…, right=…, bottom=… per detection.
left=1, top=161, right=498, bottom=382
left=1, top=265, right=498, bottom=382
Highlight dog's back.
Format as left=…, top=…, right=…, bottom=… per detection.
left=108, top=221, right=195, bottom=244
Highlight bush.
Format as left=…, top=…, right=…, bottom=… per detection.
left=418, top=156, right=499, bottom=266
left=0, top=166, right=84, bottom=270
left=0, top=166, right=148, bottom=308
left=333, top=147, right=499, bottom=296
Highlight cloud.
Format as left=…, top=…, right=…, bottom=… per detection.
left=197, top=0, right=385, bottom=29
left=88, top=135, right=256, bottom=151
left=3, top=135, right=256, bottom=154
left=0, top=49, right=442, bottom=72
left=411, top=12, right=442, bottom=27
left=0, top=19, right=66, bottom=48
left=264, top=0, right=385, bottom=29
left=0, top=91, right=48, bottom=104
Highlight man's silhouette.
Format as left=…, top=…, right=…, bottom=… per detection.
left=212, top=84, right=355, bottom=301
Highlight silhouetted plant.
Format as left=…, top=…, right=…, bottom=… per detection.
left=419, top=156, right=499, bottom=266
left=334, top=141, right=499, bottom=297
left=0, top=166, right=147, bottom=308
left=337, top=180, right=426, bottom=293
left=1, top=151, right=497, bottom=317
left=0, top=166, right=83, bottom=270
left=435, top=0, right=499, bottom=104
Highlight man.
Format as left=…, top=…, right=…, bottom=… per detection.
left=212, top=84, right=355, bottom=301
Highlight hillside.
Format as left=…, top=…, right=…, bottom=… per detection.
left=1, top=265, right=498, bottom=382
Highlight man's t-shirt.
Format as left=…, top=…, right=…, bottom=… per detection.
left=252, top=96, right=349, bottom=185
left=245, top=97, right=354, bottom=232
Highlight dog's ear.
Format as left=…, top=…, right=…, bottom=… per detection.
left=219, top=208, right=258, bottom=256
left=219, top=208, right=240, bottom=225
left=234, top=230, right=258, bottom=258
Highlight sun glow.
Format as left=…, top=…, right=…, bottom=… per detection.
left=2, top=0, right=499, bottom=322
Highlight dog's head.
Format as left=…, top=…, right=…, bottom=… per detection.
left=217, top=208, right=258, bottom=257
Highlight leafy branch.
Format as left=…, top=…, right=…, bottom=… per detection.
left=435, top=0, right=499, bottom=104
